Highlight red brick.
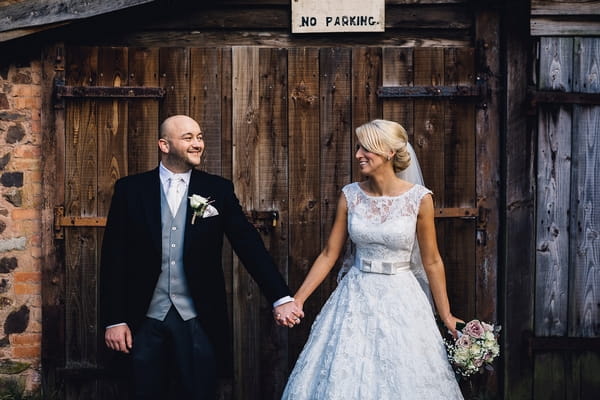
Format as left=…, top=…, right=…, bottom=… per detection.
left=12, top=208, right=40, bottom=220
left=10, top=333, right=41, bottom=345
left=14, top=272, right=41, bottom=283
left=13, top=97, right=41, bottom=110
left=14, top=282, right=39, bottom=295
left=14, top=146, right=41, bottom=158
left=12, top=345, right=41, bottom=358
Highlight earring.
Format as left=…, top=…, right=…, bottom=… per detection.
left=387, top=156, right=391, bottom=161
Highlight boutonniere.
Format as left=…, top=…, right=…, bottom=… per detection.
left=189, top=194, right=215, bottom=224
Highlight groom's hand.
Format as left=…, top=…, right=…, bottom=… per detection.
left=105, top=324, right=133, bottom=353
left=273, top=301, right=304, bottom=328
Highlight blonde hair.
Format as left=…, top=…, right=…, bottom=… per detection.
left=355, top=119, right=411, bottom=172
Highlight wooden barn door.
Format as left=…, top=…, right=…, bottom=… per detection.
left=48, top=45, right=493, bottom=399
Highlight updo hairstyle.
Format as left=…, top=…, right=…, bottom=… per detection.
left=355, top=119, right=411, bottom=172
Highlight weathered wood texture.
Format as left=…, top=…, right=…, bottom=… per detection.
left=536, top=36, right=599, bottom=338
left=532, top=35, right=600, bottom=399
left=0, top=0, right=154, bottom=32
left=503, top=0, right=535, bottom=398
left=50, top=43, right=492, bottom=399
left=531, top=0, right=600, bottom=36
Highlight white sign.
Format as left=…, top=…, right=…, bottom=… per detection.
left=291, top=0, right=385, bottom=33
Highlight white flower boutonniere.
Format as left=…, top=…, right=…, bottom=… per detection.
left=189, top=194, right=215, bottom=224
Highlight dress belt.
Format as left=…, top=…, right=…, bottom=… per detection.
left=358, top=259, right=411, bottom=275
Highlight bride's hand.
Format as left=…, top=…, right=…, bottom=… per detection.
left=442, top=314, right=464, bottom=339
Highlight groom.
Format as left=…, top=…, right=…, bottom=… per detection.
left=100, top=115, right=303, bottom=399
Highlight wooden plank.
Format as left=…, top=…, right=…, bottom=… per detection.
left=574, top=37, right=600, bottom=94
left=569, top=37, right=600, bottom=337
left=64, top=45, right=99, bottom=400
left=190, top=48, right=222, bottom=175
left=351, top=47, right=382, bottom=181
left=503, top=0, right=536, bottom=397
left=145, top=5, right=471, bottom=31
left=231, top=46, right=261, bottom=400
left=97, top=47, right=128, bottom=214
left=95, top=46, right=129, bottom=397
left=319, top=47, right=352, bottom=312
left=127, top=47, right=159, bottom=175
left=0, top=0, right=154, bottom=32
left=444, top=47, right=475, bottom=206
left=257, top=47, right=289, bottom=400
left=531, top=17, right=600, bottom=36
left=287, top=47, right=321, bottom=365
left=535, top=37, right=573, bottom=337
left=413, top=47, right=445, bottom=202
left=382, top=47, right=414, bottom=136
left=218, top=47, right=234, bottom=400
left=41, top=41, right=67, bottom=399
left=159, top=47, right=190, bottom=120
left=474, top=7, right=500, bottom=326
left=540, top=38, right=574, bottom=92
left=531, top=0, right=600, bottom=15
left=533, top=352, right=568, bottom=400
left=535, top=107, right=572, bottom=338
left=104, top=30, right=470, bottom=49
left=442, top=47, right=476, bottom=322
left=570, top=104, right=600, bottom=337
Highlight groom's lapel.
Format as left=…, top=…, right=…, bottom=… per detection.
left=183, top=170, right=212, bottom=254
left=141, top=168, right=163, bottom=252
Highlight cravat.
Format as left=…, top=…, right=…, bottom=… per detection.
left=167, top=177, right=185, bottom=215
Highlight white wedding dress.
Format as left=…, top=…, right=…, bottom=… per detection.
left=281, top=182, right=464, bottom=400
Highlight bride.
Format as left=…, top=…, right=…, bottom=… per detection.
left=281, top=119, right=464, bottom=399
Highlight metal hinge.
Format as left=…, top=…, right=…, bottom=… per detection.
left=54, top=206, right=106, bottom=239
left=54, top=79, right=166, bottom=100
left=54, top=206, right=279, bottom=239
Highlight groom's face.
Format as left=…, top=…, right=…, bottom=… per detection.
left=160, top=117, right=205, bottom=172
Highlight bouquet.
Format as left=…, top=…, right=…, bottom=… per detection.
left=444, top=319, right=501, bottom=377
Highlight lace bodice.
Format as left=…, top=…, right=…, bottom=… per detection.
left=343, top=182, right=432, bottom=267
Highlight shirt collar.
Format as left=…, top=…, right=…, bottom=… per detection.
left=159, top=162, right=192, bottom=188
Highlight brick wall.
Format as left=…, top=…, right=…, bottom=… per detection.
left=0, top=56, right=43, bottom=393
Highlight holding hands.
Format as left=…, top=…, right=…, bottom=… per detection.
left=273, top=300, right=304, bottom=328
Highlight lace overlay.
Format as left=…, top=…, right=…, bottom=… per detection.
left=282, top=182, right=463, bottom=400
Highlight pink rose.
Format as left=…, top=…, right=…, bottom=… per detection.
left=464, top=320, right=485, bottom=338
left=456, top=335, right=472, bottom=348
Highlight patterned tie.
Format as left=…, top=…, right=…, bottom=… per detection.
left=167, top=177, right=185, bottom=216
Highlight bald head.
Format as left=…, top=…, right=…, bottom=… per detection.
left=160, top=115, right=201, bottom=140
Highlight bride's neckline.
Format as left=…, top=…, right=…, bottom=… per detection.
left=356, top=181, right=417, bottom=199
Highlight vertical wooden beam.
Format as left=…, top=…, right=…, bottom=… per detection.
left=190, top=48, right=222, bottom=175
left=351, top=47, right=382, bottom=181
left=503, top=0, right=536, bottom=398
left=128, top=47, right=159, bottom=174
left=535, top=37, right=573, bottom=336
left=41, top=41, right=66, bottom=399
left=257, top=47, right=289, bottom=400
left=159, top=47, right=190, bottom=119
left=64, top=45, right=99, bottom=399
left=287, top=47, right=321, bottom=365
left=413, top=47, right=445, bottom=201
left=231, top=46, right=261, bottom=400
left=319, top=47, right=352, bottom=306
left=474, top=3, right=501, bottom=397
left=382, top=47, right=414, bottom=137
left=570, top=37, right=600, bottom=337
left=442, top=47, right=477, bottom=322
left=474, top=2, right=500, bottom=325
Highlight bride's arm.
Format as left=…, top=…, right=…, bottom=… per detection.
left=293, top=194, right=349, bottom=308
left=416, top=193, right=463, bottom=337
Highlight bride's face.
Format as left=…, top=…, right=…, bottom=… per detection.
left=355, top=143, right=388, bottom=175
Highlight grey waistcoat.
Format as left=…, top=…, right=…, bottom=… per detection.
left=146, top=188, right=197, bottom=321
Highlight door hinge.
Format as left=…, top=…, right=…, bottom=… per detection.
left=54, top=206, right=107, bottom=239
